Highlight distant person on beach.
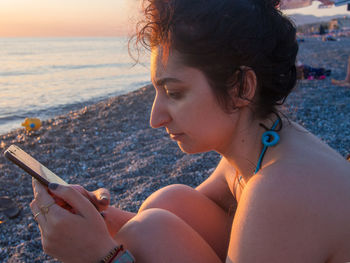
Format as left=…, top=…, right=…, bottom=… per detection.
left=332, top=56, right=350, bottom=88
left=296, top=60, right=331, bottom=80
left=30, top=0, right=350, bottom=262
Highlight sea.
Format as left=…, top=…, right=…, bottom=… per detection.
left=0, top=37, right=151, bottom=135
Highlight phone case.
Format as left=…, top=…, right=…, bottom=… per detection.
left=4, top=144, right=68, bottom=186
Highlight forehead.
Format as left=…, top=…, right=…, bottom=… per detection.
left=151, top=47, right=185, bottom=81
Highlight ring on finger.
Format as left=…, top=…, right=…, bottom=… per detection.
left=40, top=202, right=56, bottom=215
left=33, top=211, right=41, bottom=220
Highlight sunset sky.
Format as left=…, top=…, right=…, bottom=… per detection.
left=0, top=0, right=349, bottom=37
left=0, top=0, right=140, bottom=37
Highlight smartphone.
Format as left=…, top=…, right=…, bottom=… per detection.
left=4, top=144, right=68, bottom=187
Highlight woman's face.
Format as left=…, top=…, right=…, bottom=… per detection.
left=150, top=47, right=237, bottom=154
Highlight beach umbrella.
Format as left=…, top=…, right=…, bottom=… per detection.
left=280, top=0, right=350, bottom=9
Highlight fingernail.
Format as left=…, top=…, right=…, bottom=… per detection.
left=100, top=194, right=108, bottom=201
left=48, top=183, right=59, bottom=190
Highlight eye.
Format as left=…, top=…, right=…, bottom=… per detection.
left=164, top=85, right=184, bottom=100
left=166, top=90, right=183, bottom=100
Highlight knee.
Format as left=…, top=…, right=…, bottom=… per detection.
left=115, top=208, right=180, bottom=245
left=114, top=209, right=222, bottom=263
left=139, top=184, right=194, bottom=212
left=126, top=208, right=178, bottom=230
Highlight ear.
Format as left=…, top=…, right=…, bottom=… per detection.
left=228, top=67, right=257, bottom=108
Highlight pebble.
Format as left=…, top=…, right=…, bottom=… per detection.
left=0, top=36, right=349, bottom=262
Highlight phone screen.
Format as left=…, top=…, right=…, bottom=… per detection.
left=4, top=144, right=68, bottom=186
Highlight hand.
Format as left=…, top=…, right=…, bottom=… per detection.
left=70, top=185, right=110, bottom=212
left=30, top=179, right=117, bottom=263
left=53, top=184, right=135, bottom=237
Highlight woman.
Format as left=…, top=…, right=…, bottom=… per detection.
left=30, top=0, right=350, bottom=262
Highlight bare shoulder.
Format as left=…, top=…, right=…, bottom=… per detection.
left=228, top=164, right=350, bottom=262
left=277, top=147, right=350, bottom=262
left=227, top=127, right=350, bottom=262
left=271, top=121, right=350, bottom=215
left=278, top=122, right=350, bottom=216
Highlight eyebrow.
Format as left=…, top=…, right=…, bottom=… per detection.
left=154, top=77, right=183, bottom=86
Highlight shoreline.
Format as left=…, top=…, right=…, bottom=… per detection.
left=1, top=37, right=350, bottom=262
left=0, top=82, right=152, bottom=137
left=0, top=84, right=222, bottom=262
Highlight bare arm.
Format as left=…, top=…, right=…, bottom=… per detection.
left=227, top=172, right=330, bottom=263
left=196, top=157, right=237, bottom=215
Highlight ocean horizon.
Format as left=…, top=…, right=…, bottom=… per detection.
left=0, top=37, right=151, bottom=135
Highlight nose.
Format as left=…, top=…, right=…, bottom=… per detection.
left=150, top=92, right=171, bottom=128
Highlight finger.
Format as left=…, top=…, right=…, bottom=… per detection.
left=30, top=199, right=47, bottom=227
left=70, top=185, right=101, bottom=211
left=31, top=197, right=75, bottom=236
left=92, top=188, right=110, bottom=208
left=70, top=185, right=87, bottom=196
left=71, top=185, right=110, bottom=211
left=47, top=183, right=99, bottom=219
left=32, top=177, right=38, bottom=198
left=33, top=179, right=55, bottom=206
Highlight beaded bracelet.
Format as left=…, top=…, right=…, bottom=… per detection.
left=100, top=245, right=136, bottom=263
left=100, top=245, right=123, bottom=263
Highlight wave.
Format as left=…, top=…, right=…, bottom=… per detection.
left=0, top=80, right=150, bottom=127
left=0, top=114, right=26, bottom=123
left=0, top=62, right=129, bottom=77
left=50, top=62, right=126, bottom=71
left=0, top=71, right=40, bottom=77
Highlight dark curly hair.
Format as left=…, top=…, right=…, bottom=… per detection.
left=131, top=0, right=299, bottom=119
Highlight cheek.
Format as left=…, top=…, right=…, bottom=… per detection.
left=171, top=98, right=211, bottom=132
left=175, top=96, right=232, bottom=139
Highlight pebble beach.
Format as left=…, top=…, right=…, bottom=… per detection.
left=0, top=36, right=349, bottom=262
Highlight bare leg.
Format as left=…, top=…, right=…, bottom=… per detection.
left=115, top=208, right=223, bottom=263
left=138, top=184, right=234, bottom=261
left=102, top=206, right=136, bottom=237
left=332, top=56, right=350, bottom=87
left=106, top=184, right=234, bottom=261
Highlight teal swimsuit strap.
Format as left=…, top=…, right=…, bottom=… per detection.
left=254, top=119, right=280, bottom=174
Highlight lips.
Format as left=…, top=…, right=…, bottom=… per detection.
left=168, top=132, right=184, bottom=140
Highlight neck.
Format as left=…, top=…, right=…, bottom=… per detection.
left=217, top=108, right=279, bottom=183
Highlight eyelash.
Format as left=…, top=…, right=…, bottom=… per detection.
left=162, top=85, right=183, bottom=100
left=166, top=90, right=182, bottom=100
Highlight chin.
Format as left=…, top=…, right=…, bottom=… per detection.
left=177, top=142, right=211, bottom=154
